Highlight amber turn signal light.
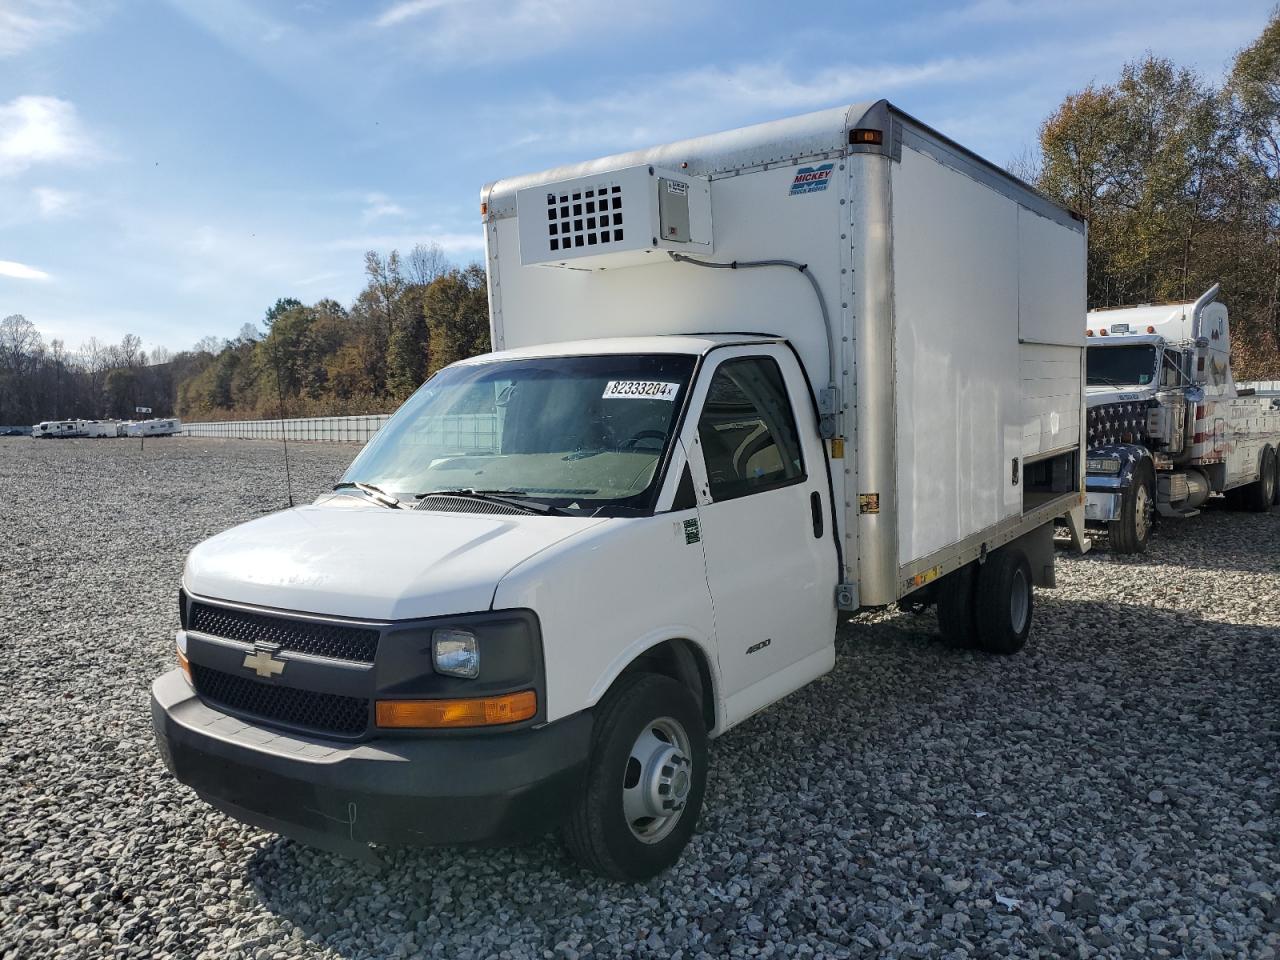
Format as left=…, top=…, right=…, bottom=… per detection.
left=177, top=647, right=192, bottom=684
left=849, top=128, right=884, bottom=145
left=375, top=690, right=537, bottom=729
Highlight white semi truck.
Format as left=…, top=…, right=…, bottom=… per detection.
left=152, top=101, right=1089, bottom=879
left=1084, top=286, right=1280, bottom=551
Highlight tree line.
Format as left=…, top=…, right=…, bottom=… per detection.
left=1, top=14, right=1276, bottom=427
left=0, top=243, right=489, bottom=425
left=1019, top=11, right=1279, bottom=378
left=176, top=244, right=489, bottom=421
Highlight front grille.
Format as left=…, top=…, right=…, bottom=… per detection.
left=192, top=664, right=369, bottom=737
left=1087, top=400, right=1152, bottom=447
left=189, top=602, right=379, bottom=663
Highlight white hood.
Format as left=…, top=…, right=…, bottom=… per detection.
left=183, top=499, right=606, bottom=621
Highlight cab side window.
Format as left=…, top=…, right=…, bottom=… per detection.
left=697, top=357, right=805, bottom=501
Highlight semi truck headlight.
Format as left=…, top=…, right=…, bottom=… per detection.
left=433, top=628, right=480, bottom=678
left=1087, top=457, right=1123, bottom=474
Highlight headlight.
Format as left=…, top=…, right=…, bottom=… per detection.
left=433, top=628, right=480, bottom=678
left=1087, top=457, right=1123, bottom=474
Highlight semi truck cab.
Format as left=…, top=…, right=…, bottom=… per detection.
left=1084, top=286, right=1280, bottom=551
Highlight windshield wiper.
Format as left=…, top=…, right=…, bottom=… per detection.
left=417, top=488, right=567, bottom=516
left=332, top=481, right=402, bottom=509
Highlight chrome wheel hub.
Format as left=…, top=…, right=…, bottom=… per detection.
left=1010, top=567, right=1029, bottom=634
left=622, top=717, right=692, bottom=844
left=1134, top=483, right=1153, bottom=540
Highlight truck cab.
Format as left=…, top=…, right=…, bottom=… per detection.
left=1084, top=286, right=1280, bottom=551
left=153, top=334, right=839, bottom=879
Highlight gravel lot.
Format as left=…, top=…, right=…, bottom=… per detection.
left=1, top=436, right=1276, bottom=960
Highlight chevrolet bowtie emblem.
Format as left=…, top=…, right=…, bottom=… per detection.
left=243, top=645, right=285, bottom=678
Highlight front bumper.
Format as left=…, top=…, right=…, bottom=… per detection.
left=151, top=670, right=592, bottom=856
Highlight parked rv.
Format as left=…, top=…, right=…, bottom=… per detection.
left=126, top=418, right=181, bottom=437
left=32, top=420, right=88, bottom=438
left=83, top=420, right=119, bottom=438
left=1084, top=286, right=1280, bottom=551
left=152, top=101, right=1090, bottom=879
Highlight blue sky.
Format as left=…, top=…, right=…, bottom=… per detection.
left=1, top=0, right=1274, bottom=356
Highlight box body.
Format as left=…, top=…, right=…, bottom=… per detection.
left=483, top=102, right=1087, bottom=605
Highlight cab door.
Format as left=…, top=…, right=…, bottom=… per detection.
left=682, top=345, right=838, bottom=727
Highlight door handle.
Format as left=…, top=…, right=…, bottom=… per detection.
left=810, top=491, right=823, bottom=538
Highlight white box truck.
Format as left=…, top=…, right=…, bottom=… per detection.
left=152, top=101, right=1089, bottom=879
left=1083, top=286, right=1280, bottom=550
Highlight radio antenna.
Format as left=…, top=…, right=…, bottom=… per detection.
left=274, top=358, right=295, bottom=508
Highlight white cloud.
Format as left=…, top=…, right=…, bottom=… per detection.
left=373, top=0, right=683, bottom=67
left=0, top=95, right=99, bottom=177
left=362, top=191, right=408, bottom=222
left=0, top=259, right=51, bottom=280
left=0, top=0, right=95, bottom=57
left=374, top=0, right=462, bottom=28
left=500, top=54, right=1010, bottom=157
left=32, top=185, right=79, bottom=217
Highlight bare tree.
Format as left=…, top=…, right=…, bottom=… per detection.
left=0, top=314, right=40, bottom=373
left=119, top=333, right=143, bottom=368
left=79, top=337, right=108, bottom=417
left=408, top=242, right=449, bottom=287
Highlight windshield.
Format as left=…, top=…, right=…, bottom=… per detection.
left=1087, top=344, right=1157, bottom=386
left=341, top=353, right=697, bottom=514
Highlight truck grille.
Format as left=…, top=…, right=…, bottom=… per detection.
left=1087, top=400, right=1152, bottom=447
left=189, top=602, right=379, bottom=664
left=191, top=664, right=369, bottom=737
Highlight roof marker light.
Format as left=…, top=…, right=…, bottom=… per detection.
left=849, top=128, right=884, bottom=145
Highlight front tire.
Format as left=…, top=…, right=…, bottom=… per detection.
left=562, top=672, right=707, bottom=881
left=973, top=548, right=1033, bottom=656
left=1108, top=461, right=1155, bottom=554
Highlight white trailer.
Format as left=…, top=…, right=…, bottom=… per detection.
left=32, top=419, right=88, bottom=438
left=152, top=101, right=1089, bottom=881
left=83, top=420, right=119, bottom=438
left=1083, top=286, right=1280, bottom=550
left=126, top=418, right=181, bottom=437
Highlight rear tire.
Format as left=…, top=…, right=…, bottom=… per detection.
left=935, top=563, right=979, bottom=649
left=973, top=548, right=1034, bottom=656
left=562, top=672, right=707, bottom=881
left=1244, top=446, right=1276, bottom=513
left=1108, top=461, right=1155, bottom=554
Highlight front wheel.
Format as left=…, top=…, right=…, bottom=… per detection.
left=1108, top=461, right=1155, bottom=554
left=562, top=672, right=707, bottom=881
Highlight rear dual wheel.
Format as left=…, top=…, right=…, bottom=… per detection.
left=1243, top=446, right=1277, bottom=513
left=935, top=547, right=1033, bottom=656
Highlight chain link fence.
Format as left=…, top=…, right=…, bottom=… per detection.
left=182, top=415, right=392, bottom=443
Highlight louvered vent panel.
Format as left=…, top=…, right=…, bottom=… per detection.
left=414, top=495, right=528, bottom=516
left=546, top=183, right=624, bottom=253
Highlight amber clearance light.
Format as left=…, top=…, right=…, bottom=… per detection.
left=376, top=691, right=537, bottom=729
